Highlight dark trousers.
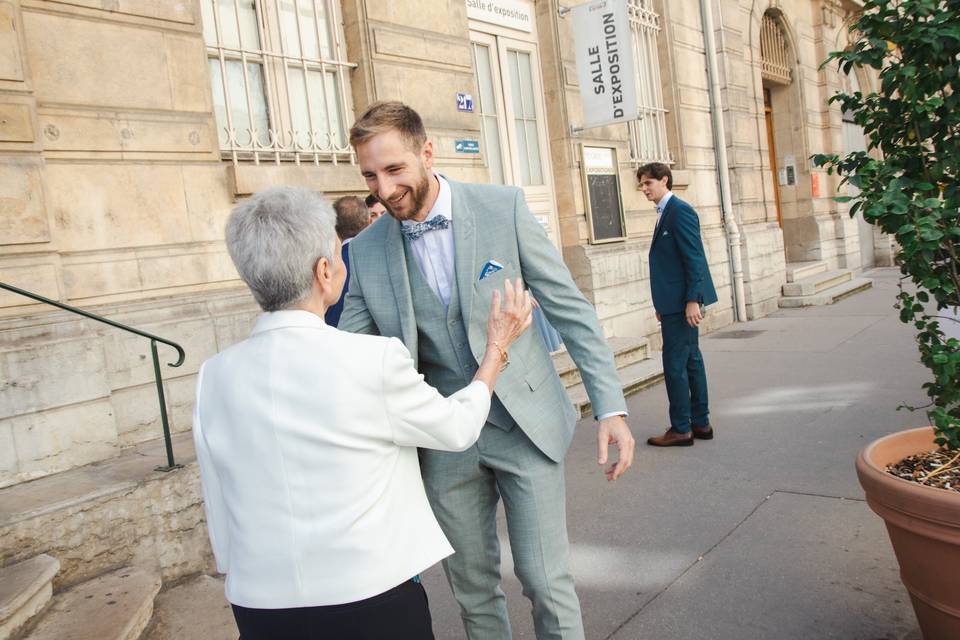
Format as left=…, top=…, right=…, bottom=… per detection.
left=660, top=312, right=709, bottom=432
left=231, top=579, right=434, bottom=640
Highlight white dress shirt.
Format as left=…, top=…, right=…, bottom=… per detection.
left=655, top=191, right=674, bottom=231
left=401, top=174, right=456, bottom=305
left=193, top=310, right=491, bottom=608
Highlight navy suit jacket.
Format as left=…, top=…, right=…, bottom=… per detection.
left=324, top=242, right=351, bottom=327
left=649, top=195, right=718, bottom=315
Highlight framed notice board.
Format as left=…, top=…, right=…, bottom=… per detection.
left=581, top=145, right=626, bottom=244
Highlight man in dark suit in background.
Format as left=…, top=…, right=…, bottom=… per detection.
left=638, top=163, right=718, bottom=447
left=324, top=195, right=371, bottom=327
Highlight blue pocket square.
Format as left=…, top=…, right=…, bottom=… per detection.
left=478, top=260, right=504, bottom=281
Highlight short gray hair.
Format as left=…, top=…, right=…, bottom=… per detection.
left=225, top=187, right=336, bottom=312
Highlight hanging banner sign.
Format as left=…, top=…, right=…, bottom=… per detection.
left=570, top=0, right=638, bottom=129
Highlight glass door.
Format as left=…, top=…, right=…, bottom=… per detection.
left=470, top=33, right=511, bottom=186
left=470, top=30, right=560, bottom=247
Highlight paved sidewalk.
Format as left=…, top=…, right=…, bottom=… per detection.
left=423, top=267, right=923, bottom=639
left=150, top=267, right=923, bottom=640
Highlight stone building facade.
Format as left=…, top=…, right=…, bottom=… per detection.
left=0, top=0, right=882, bottom=490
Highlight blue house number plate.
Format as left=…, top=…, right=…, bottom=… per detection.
left=457, top=92, right=474, bottom=112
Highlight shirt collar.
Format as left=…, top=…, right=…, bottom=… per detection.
left=401, top=173, right=452, bottom=228
left=656, top=191, right=674, bottom=214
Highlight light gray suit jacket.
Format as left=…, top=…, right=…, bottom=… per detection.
left=339, top=180, right=626, bottom=461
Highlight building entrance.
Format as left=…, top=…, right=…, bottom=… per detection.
left=763, top=88, right=782, bottom=227
left=468, top=11, right=560, bottom=248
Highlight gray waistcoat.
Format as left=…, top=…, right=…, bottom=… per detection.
left=404, top=243, right=515, bottom=431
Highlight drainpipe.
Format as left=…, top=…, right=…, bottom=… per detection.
left=700, top=0, right=747, bottom=322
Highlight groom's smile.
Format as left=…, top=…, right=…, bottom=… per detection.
left=357, top=129, right=439, bottom=223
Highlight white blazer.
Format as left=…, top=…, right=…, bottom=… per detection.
left=192, top=310, right=490, bottom=608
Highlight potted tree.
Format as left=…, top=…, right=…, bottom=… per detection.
left=813, top=1, right=960, bottom=638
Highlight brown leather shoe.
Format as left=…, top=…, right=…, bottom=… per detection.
left=692, top=424, right=714, bottom=440
left=646, top=428, right=694, bottom=447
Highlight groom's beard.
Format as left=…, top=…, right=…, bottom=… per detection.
left=383, top=166, right=432, bottom=222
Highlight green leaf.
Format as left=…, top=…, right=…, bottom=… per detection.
left=825, top=0, right=960, bottom=449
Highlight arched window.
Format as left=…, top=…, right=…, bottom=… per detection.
left=760, top=11, right=792, bottom=85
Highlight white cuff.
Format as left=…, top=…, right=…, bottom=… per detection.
left=596, top=411, right=628, bottom=422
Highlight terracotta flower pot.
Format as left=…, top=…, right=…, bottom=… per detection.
left=856, top=427, right=960, bottom=640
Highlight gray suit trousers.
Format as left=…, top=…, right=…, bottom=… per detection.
left=420, top=422, right=584, bottom=640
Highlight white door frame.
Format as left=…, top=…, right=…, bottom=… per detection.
left=468, top=20, right=562, bottom=249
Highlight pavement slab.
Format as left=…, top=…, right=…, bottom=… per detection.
left=609, top=492, right=918, bottom=640
left=143, top=574, right=236, bottom=640
left=26, top=567, right=160, bottom=640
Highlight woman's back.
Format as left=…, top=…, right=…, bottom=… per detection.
left=194, top=310, right=487, bottom=608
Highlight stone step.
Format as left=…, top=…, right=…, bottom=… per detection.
left=781, top=269, right=853, bottom=297
left=142, top=575, right=235, bottom=640
left=0, top=432, right=203, bottom=591
left=552, top=336, right=649, bottom=389
left=785, top=260, right=828, bottom=283
left=0, top=555, right=60, bottom=640
left=567, top=355, right=665, bottom=419
left=778, top=277, right=873, bottom=308
left=25, top=567, right=160, bottom=640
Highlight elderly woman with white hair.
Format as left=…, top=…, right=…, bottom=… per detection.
left=193, top=187, right=532, bottom=640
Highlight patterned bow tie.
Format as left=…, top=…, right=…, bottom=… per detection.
left=400, top=214, right=451, bottom=241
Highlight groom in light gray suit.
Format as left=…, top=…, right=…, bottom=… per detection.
left=340, top=102, right=636, bottom=640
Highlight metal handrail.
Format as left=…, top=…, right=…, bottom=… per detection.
left=0, top=282, right=186, bottom=471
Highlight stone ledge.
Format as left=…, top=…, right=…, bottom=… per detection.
left=567, top=356, right=665, bottom=419
left=142, top=574, right=235, bottom=640
left=778, top=277, right=873, bottom=308
left=0, top=554, right=59, bottom=640
left=782, top=269, right=853, bottom=297
left=26, top=567, right=161, bottom=640
left=0, top=433, right=213, bottom=590
left=552, top=336, right=649, bottom=389
left=0, top=433, right=196, bottom=528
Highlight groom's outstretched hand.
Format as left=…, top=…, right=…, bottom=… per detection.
left=597, top=415, right=635, bottom=481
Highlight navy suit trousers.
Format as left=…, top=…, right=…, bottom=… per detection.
left=660, top=312, right=709, bottom=432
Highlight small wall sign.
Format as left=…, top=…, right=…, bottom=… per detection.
left=466, top=0, right=533, bottom=33
left=457, top=92, right=474, bottom=112
left=778, top=165, right=796, bottom=186
left=455, top=139, right=480, bottom=154
left=580, top=144, right=627, bottom=244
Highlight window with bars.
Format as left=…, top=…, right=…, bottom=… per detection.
left=200, top=0, right=354, bottom=164
left=760, top=12, right=792, bottom=85
left=626, top=0, right=671, bottom=165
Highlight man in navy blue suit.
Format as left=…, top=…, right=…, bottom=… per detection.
left=324, top=195, right=371, bottom=327
left=638, top=163, right=718, bottom=447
